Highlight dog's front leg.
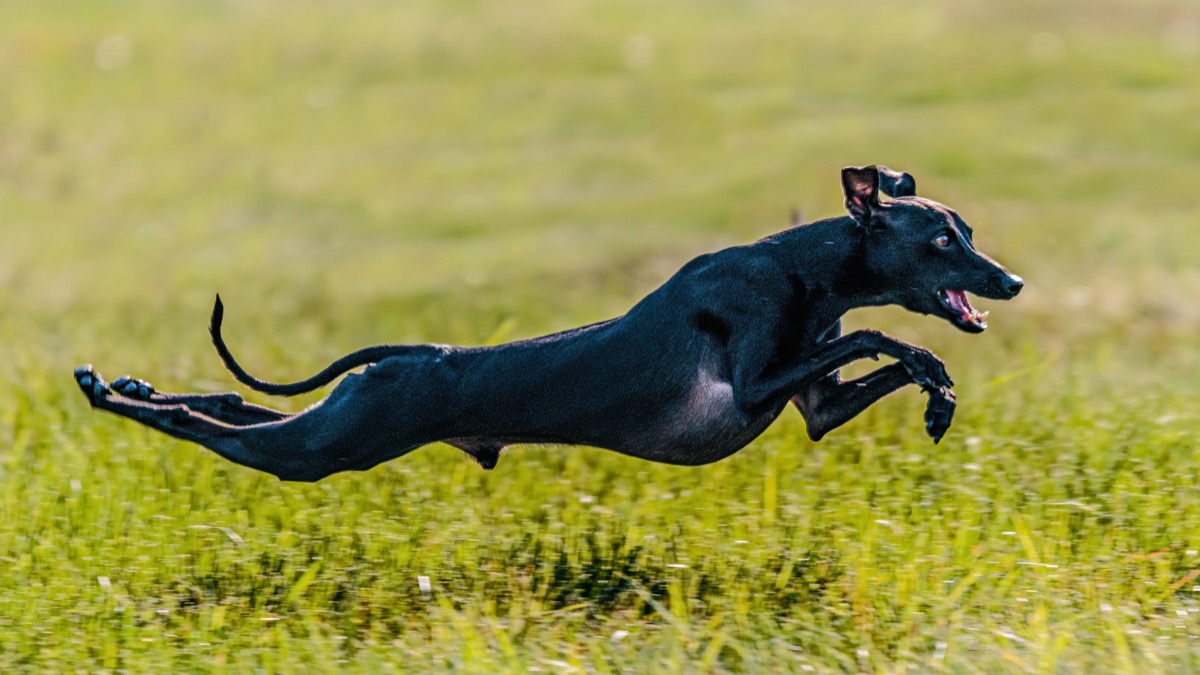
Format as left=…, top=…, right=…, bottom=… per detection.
left=792, top=364, right=956, bottom=443
left=790, top=321, right=955, bottom=442
left=733, top=329, right=956, bottom=441
left=737, top=329, right=952, bottom=402
left=792, top=364, right=910, bottom=441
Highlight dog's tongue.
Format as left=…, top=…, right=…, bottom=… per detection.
left=945, top=289, right=972, bottom=317
left=945, top=289, right=989, bottom=325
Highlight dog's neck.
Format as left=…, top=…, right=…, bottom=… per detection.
left=761, top=216, right=894, bottom=320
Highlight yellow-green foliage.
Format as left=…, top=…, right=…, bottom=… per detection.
left=2, top=0, right=1199, bottom=670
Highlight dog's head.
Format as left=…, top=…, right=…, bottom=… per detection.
left=841, top=165, right=1023, bottom=333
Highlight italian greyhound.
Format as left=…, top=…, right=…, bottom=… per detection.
left=75, top=165, right=1022, bottom=481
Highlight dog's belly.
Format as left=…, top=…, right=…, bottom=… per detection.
left=441, top=344, right=780, bottom=466
left=441, top=366, right=778, bottom=466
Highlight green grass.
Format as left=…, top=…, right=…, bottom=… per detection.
left=3, top=0, right=1200, bottom=670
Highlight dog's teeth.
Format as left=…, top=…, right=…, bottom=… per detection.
left=978, top=311, right=989, bottom=321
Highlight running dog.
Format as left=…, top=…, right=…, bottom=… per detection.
left=75, top=165, right=1022, bottom=481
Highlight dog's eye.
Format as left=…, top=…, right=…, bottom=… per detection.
left=932, top=233, right=952, bottom=248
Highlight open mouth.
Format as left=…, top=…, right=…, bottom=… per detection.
left=937, top=289, right=989, bottom=332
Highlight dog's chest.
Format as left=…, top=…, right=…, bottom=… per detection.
left=685, top=368, right=735, bottom=420
left=648, top=365, right=774, bottom=463
left=668, top=366, right=749, bottom=443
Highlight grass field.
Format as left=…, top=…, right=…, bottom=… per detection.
left=2, top=0, right=1200, bottom=671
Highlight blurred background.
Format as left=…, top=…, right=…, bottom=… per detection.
left=1, top=0, right=1199, bottom=670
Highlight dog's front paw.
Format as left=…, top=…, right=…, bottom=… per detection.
left=924, top=386, right=956, bottom=444
left=74, top=364, right=111, bottom=406
left=901, top=348, right=953, bottom=390
left=112, top=375, right=156, bottom=401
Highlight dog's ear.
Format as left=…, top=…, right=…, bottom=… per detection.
left=841, top=165, right=880, bottom=227
left=877, top=166, right=916, bottom=198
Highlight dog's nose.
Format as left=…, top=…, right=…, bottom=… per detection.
left=1002, top=274, right=1024, bottom=297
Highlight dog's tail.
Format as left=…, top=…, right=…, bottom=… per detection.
left=209, top=294, right=420, bottom=396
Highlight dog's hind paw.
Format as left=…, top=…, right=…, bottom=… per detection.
left=923, top=386, right=956, bottom=444
left=74, top=364, right=111, bottom=406
left=112, top=375, right=156, bottom=401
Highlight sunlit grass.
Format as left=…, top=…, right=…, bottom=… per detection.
left=2, top=0, right=1199, bottom=670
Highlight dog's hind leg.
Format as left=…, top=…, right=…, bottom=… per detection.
left=76, top=366, right=314, bottom=478
left=77, top=366, right=368, bottom=481
left=76, top=360, right=447, bottom=481
left=107, top=374, right=291, bottom=426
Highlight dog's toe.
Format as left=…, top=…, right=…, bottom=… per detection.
left=74, top=364, right=94, bottom=388
left=74, top=364, right=111, bottom=405
left=112, top=375, right=156, bottom=401
left=923, top=387, right=956, bottom=444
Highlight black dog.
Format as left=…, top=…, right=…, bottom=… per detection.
left=75, top=165, right=1022, bottom=482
